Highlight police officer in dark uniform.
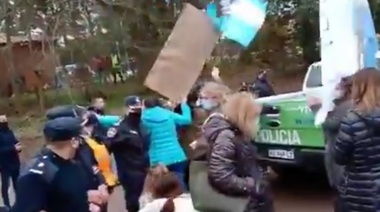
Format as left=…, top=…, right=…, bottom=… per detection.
left=45, top=107, right=107, bottom=192
left=107, top=96, right=149, bottom=212
left=12, top=117, right=107, bottom=212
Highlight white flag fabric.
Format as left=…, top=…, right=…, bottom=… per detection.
left=315, top=0, right=378, bottom=125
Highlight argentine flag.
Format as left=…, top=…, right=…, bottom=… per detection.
left=206, top=0, right=267, bottom=47
left=357, top=0, right=378, bottom=68
left=314, top=0, right=378, bottom=125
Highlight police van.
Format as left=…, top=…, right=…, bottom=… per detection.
left=255, top=53, right=380, bottom=177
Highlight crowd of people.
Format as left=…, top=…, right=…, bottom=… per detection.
left=0, top=67, right=380, bottom=212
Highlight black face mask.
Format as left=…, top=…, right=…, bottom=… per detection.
left=0, top=122, right=9, bottom=130
left=129, top=112, right=141, bottom=119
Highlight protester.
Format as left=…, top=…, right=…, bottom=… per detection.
left=334, top=68, right=380, bottom=212
left=141, top=97, right=192, bottom=188
left=0, top=115, right=21, bottom=209
left=138, top=169, right=198, bottom=212
left=203, top=92, right=273, bottom=211
left=189, top=81, right=231, bottom=152
left=139, top=165, right=169, bottom=208
left=307, top=76, right=352, bottom=185
left=106, top=96, right=150, bottom=212
left=88, top=97, right=106, bottom=115
left=252, top=70, right=275, bottom=98
left=12, top=117, right=108, bottom=212
left=87, top=96, right=107, bottom=140
left=76, top=120, right=108, bottom=194
left=81, top=113, right=118, bottom=210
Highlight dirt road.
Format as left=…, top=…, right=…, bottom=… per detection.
left=2, top=169, right=333, bottom=211
left=271, top=170, right=333, bottom=212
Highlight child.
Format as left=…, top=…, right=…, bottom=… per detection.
left=138, top=166, right=198, bottom=212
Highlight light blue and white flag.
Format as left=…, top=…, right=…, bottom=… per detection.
left=357, top=0, right=378, bottom=68
left=315, top=0, right=378, bottom=125
left=206, top=0, right=268, bottom=47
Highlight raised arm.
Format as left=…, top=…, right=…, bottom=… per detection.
left=170, top=102, right=192, bottom=126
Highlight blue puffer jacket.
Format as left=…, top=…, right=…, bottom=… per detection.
left=141, top=103, right=192, bottom=166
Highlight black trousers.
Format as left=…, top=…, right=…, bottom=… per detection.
left=0, top=168, right=19, bottom=207
left=119, top=172, right=145, bottom=212
left=184, top=160, right=190, bottom=190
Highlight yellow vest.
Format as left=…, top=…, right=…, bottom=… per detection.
left=85, top=137, right=118, bottom=187
left=111, top=55, right=119, bottom=68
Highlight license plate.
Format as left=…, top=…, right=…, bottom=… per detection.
left=268, top=149, right=294, bottom=160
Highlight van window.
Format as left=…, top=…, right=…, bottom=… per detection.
left=305, top=64, right=322, bottom=88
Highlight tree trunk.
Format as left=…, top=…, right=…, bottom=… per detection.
left=5, top=5, right=20, bottom=111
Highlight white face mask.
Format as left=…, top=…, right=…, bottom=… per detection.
left=201, top=99, right=218, bottom=111
left=82, top=127, right=93, bottom=136
left=196, top=99, right=203, bottom=107
left=333, top=89, right=343, bottom=99
left=70, top=138, right=80, bottom=149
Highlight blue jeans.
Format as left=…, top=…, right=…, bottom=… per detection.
left=167, top=161, right=187, bottom=191
left=0, top=168, right=19, bottom=207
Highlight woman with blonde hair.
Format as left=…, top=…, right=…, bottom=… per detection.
left=191, top=92, right=274, bottom=212
left=189, top=81, right=231, bottom=151
left=196, top=81, right=231, bottom=112
left=334, top=68, right=380, bottom=212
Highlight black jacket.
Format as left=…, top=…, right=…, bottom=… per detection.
left=12, top=150, right=92, bottom=212
left=253, top=78, right=274, bottom=98
left=107, top=115, right=150, bottom=177
left=203, top=115, right=272, bottom=211
left=334, top=108, right=380, bottom=211
left=92, top=121, right=108, bottom=144
left=0, top=128, right=20, bottom=171
left=76, top=140, right=106, bottom=188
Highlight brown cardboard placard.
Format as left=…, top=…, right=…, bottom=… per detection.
left=144, top=3, right=219, bottom=101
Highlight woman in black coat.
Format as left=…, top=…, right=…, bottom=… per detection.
left=334, top=68, right=380, bottom=211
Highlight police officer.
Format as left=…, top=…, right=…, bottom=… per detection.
left=45, top=107, right=107, bottom=192
left=107, top=96, right=149, bottom=212
left=12, top=117, right=107, bottom=212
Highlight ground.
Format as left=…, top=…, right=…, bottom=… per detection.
left=1, top=168, right=333, bottom=211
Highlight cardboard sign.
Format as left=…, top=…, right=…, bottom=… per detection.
left=144, top=3, right=219, bottom=101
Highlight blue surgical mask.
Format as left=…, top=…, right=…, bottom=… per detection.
left=201, top=99, right=218, bottom=111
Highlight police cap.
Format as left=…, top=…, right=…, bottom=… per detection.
left=124, top=96, right=141, bottom=108
left=43, top=117, right=82, bottom=142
